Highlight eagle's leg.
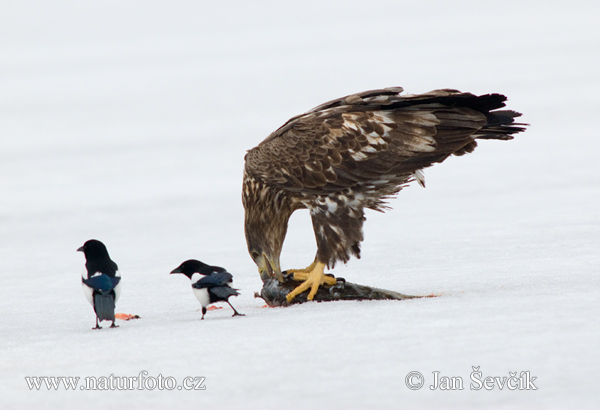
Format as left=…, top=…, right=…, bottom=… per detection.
left=286, top=259, right=318, bottom=275
left=285, top=261, right=337, bottom=302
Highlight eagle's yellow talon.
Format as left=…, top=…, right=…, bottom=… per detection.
left=307, top=283, right=320, bottom=300
left=287, top=260, right=318, bottom=276
left=286, top=262, right=335, bottom=302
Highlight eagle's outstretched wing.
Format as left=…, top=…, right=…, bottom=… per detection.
left=245, top=87, right=524, bottom=210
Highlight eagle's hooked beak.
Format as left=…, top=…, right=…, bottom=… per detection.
left=256, top=252, right=283, bottom=283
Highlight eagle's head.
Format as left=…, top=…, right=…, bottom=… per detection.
left=244, top=201, right=286, bottom=284
left=248, top=243, right=283, bottom=283
left=243, top=171, right=294, bottom=283
left=244, top=206, right=286, bottom=283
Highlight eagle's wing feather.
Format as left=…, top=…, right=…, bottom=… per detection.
left=243, top=87, right=526, bottom=273
left=245, top=88, right=497, bottom=203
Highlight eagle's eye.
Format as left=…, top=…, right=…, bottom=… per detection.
left=251, top=250, right=260, bottom=260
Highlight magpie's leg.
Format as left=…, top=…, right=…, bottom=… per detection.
left=110, top=320, right=119, bottom=328
left=227, top=301, right=245, bottom=317
left=201, top=306, right=207, bottom=320
left=93, top=317, right=102, bottom=330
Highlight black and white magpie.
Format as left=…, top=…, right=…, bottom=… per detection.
left=77, top=239, right=121, bottom=329
left=170, top=259, right=244, bottom=319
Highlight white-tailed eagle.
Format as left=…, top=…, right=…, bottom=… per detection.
left=243, top=87, right=526, bottom=302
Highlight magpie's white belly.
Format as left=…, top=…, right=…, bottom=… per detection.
left=114, top=280, right=122, bottom=303
left=192, top=287, right=210, bottom=308
left=82, top=282, right=94, bottom=306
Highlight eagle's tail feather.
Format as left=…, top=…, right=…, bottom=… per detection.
left=475, top=109, right=528, bottom=141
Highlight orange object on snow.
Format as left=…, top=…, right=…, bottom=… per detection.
left=115, top=313, right=140, bottom=321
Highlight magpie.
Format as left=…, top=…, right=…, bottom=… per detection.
left=77, top=239, right=121, bottom=329
left=170, top=259, right=244, bottom=319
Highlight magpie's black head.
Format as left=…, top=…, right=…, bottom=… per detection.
left=170, top=259, right=221, bottom=279
left=78, top=239, right=118, bottom=276
left=77, top=239, right=110, bottom=260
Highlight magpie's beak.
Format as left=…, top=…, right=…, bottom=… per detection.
left=170, top=268, right=182, bottom=275
left=77, top=246, right=84, bottom=252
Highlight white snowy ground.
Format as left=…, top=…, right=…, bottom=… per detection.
left=1, top=1, right=599, bottom=409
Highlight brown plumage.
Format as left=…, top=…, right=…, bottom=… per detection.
left=243, top=87, right=527, bottom=300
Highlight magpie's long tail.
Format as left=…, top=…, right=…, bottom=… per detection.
left=93, top=291, right=116, bottom=322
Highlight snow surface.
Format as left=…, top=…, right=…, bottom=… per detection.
left=1, top=1, right=599, bottom=409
